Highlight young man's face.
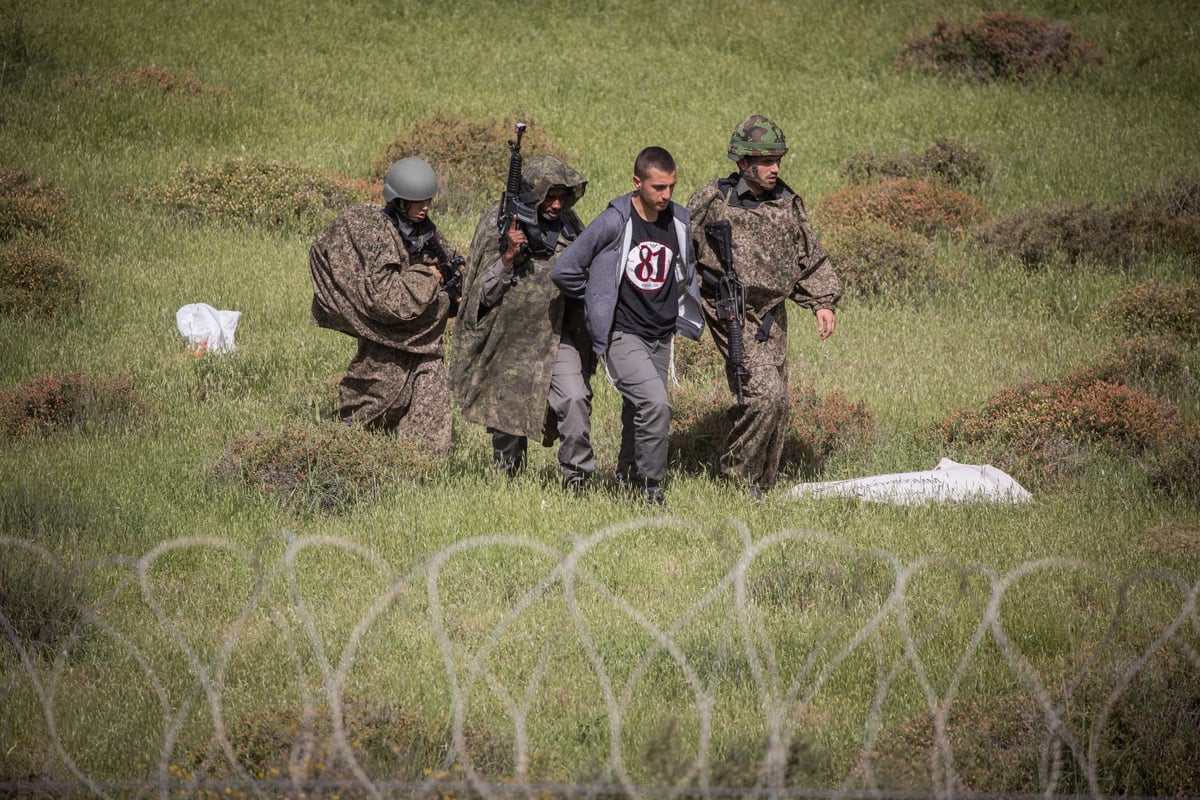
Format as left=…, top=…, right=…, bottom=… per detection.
left=633, top=167, right=676, bottom=214
left=538, top=186, right=571, bottom=222
left=401, top=198, right=430, bottom=222
left=739, top=155, right=782, bottom=194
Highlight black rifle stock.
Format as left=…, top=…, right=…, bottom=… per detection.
left=427, top=237, right=464, bottom=318
left=497, top=121, right=540, bottom=260
left=704, top=219, right=750, bottom=405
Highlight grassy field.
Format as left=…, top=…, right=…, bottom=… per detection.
left=2, top=0, right=1199, bottom=796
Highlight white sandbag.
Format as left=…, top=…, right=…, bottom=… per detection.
left=787, top=458, right=1031, bottom=505
left=176, top=303, right=241, bottom=354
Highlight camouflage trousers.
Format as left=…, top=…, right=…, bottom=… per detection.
left=490, top=325, right=595, bottom=482
left=338, top=339, right=452, bottom=456
left=720, top=338, right=791, bottom=491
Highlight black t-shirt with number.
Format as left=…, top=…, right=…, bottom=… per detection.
left=612, top=207, right=678, bottom=341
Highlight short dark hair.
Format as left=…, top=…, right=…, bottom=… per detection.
left=634, top=146, right=676, bottom=179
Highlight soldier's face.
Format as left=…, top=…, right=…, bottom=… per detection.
left=739, top=155, right=782, bottom=193
left=402, top=199, right=430, bottom=222
left=633, top=167, right=675, bottom=213
left=539, top=186, right=570, bottom=221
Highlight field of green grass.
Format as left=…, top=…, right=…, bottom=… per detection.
left=2, top=0, right=1199, bottom=796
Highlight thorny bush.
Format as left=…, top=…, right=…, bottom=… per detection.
left=376, top=112, right=577, bottom=222
left=932, top=343, right=1198, bottom=491
left=815, top=178, right=987, bottom=239
left=671, top=334, right=726, bottom=382
left=0, top=546, right=87, bottom=664
left=214, top=422, right=439, bottom=514
left=971, top=176, right=1200, bottom=269
left=0, top=166, right=69, bottom=241
left=821, top=220, right=942, bottom=298
left=129, top=157, right=376, bottom=235
left=669, top=382, right=875, bottom=479
left=62, top=65, right=231, bottom=97
left=0, top=370, right=150, bottom=438
left=840, top=138, right=992, bottom=188
left=971, top=202, right=1131, bottom=269
left=897, top=11, right=1106, bottom=82
left=868, top=644, right=1200, bottom=799
left=188, top=699, right=514, bottom=785
left=0, top=235, right=89, bottom=316
left=1100, top=280, right=1200, bottom=343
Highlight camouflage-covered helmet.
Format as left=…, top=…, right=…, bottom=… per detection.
left=521, top=154, right=587, bottom=207
left=382, top=157, right=438, bottom=202
left=727, top=114, right=788, bottom=161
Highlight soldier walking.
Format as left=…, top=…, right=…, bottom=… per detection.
left=687, top=116, right=843, bottom=497
left=450, top=154, right=595, bottom=491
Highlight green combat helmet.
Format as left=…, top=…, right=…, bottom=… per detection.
left=727, top=114, right=788, bottom=161
left=382, top=157, right=439, bottom=202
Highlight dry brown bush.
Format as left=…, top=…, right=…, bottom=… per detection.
left=0, top=166, right=69, bottom=241
left=375, top=113, right=577, bottom=222
left=897, top=11, right=1106, bottom=82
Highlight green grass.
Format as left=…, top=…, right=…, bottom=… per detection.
left=2, top=0, right=1199, bottom=795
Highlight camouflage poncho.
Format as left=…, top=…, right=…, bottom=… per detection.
left=449, top=156, right=589, bottom=439
left=309, top=204, right=452, bottom=355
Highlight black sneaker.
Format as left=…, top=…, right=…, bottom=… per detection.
left=563, top=475, right=588, bottom=497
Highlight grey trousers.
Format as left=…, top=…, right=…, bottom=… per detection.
left=605, top=330, right=672, bottom=485
left=492, top=324, right=595, bottom=482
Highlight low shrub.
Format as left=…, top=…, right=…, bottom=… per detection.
left=0, top=167, right=69, bottom=241
left=933, top=357, right=1191, bottom=488
left=669, top=382, right=875, bottom=478
left=1145, top=423, right=1200, bottom=500
left=0, top=545, right=87, bottom=663
left=971, top=202, right=1137, bottom=269
left=840, top=138, right=992, bottom=188
left=375, top=113, right=577, bottom=222
left=1100, top=281, right=1200, bottom=343
left=0, top=14, right=51, bottom=84
left=785, top=384, right=878, bottom=474
left=1089, top=644, right=1200, bottom=797
left=62, top=65, right=231, bottom=97
left=188, top=699, right=513, bottom=784
left=868, top=691, right=1042, bottom=793
left=1091, top=334, right=1186, bottom=389
left=870, top=642, right=1200, bottom=796
left=971, top=176, right=1200, bottom=270
left=815, top=178, right=986, bottom=239
left=129, top=157, right=376, bottom=234
left=213, top=422, right=439, bottom=513
left=671, top=334, right=725, bottom=382
left=897, top=11, right=1106, bottom=82
left=668, top=382, right=731, bottom=473
left=0, top=235, right=89, bottom=316
left=1125, top=175, right=1200, bottom=263
left=821, top=220, right=942, bottom=297
left=0, top=370, right=150, bottom=437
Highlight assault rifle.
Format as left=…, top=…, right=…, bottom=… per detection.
left=703, top=219, right=750, bottom=405
left=427, top=237, right=464, bottom=317
left=496, top=121, right=545, bottom=260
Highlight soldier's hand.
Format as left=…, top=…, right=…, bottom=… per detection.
left=816, top=308, right=836, bottom=340
left=502, top=224, right=528, bottom=266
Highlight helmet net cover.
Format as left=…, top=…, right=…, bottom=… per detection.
left=727, top=115, right=788, bottom=161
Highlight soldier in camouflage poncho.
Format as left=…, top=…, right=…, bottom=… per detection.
left=449, top=154, right=594, bottom=488
left=687, top=115, right=843, bottom=496
left=309, top=157, right=462, bottom=455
